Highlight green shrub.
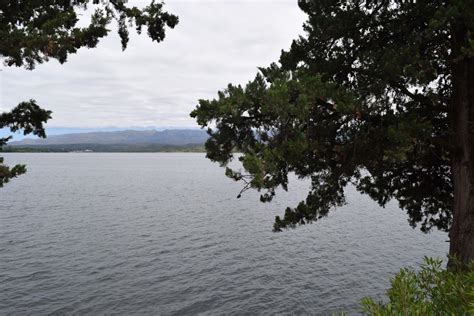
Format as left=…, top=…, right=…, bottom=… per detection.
left=361, top=257, right=474, bottom=315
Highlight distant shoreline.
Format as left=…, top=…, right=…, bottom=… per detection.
left=2, top=144, right=206, bottom=153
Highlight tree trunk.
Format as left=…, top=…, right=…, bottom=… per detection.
left=448, top=24, right=474, bottom=268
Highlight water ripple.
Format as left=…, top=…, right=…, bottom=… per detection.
left=0, top=153, right=448, bottom=315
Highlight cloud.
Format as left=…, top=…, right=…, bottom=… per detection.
left=0, top=0, right=306, bottom=128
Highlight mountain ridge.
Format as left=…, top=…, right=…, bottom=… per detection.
left=10, top=129, right=208, bottom=146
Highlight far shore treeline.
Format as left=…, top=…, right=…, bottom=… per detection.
left=2, top=144, right=205, bottom=153
left=2, top=129, right=207, bottom=152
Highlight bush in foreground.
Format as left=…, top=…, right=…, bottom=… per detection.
left=361, top=257, right=474, bottom=315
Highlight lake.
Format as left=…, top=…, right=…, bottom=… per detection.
left=0, top=153, right=448, bottom=315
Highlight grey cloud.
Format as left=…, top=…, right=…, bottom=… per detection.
left=1, top=0, right=305, bottom=128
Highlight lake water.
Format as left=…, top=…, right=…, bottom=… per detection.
left=0, top=153, right=448, bottom=315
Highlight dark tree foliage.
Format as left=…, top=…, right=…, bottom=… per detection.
left=192, top=0, right=473, bottom=252
left=0, top=0, right=177, bottom=187
left=0, top=0, right=178, bottom=69
left=0, top=100, right=52, bottom=187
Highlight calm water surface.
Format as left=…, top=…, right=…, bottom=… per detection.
left=0, top=153, right=448, bottom=315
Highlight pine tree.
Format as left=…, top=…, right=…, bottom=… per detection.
left=191, top=0, right=474, bottom=266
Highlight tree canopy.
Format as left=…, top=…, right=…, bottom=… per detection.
left=0, top=0, right=178, bottom=187
left=0, top=0, right=178, bottom=69
left=191, top=0, right=473, bottom=249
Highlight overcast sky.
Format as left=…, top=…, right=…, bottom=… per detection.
left=1, top=0, right=306, bottom=130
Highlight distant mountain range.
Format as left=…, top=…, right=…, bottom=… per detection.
left=5, top=129, right=209, bottom=152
